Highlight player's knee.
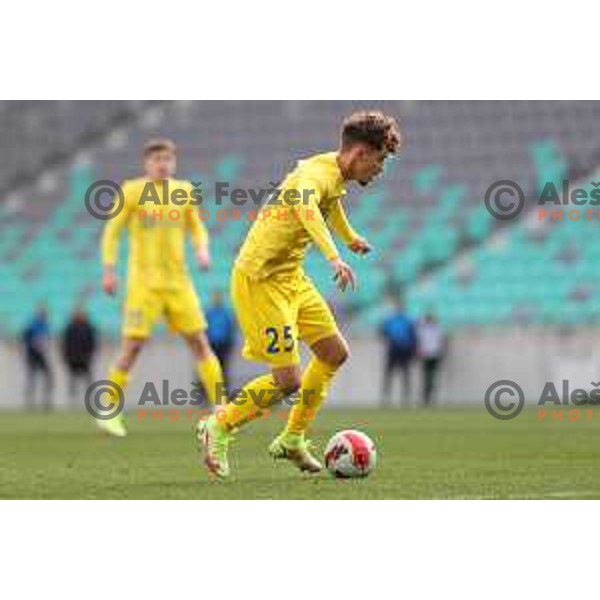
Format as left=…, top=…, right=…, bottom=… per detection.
left=323, top=338, right=350, bottom=368
left=329, top=344, right=349, bottom=368
left=129, top=340, right=145, bottom=357
left=274, top=371, right=302, bottom=395
left=280, top=381, right=301, bottom=396
left=185, top=331, right=211, bottom=360
left=118, top=339, right=144, bottom=369
left=335, top=342, right=350, bottom=367
left=312, top=335, right=349, bottom=368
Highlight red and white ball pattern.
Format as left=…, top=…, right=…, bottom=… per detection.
left=324, top=430, right=377, bottom=478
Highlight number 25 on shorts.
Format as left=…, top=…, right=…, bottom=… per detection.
left=265, top=325, right=294, bottom=354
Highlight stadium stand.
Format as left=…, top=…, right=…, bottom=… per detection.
left=2, top=101, right=600, bottom=335
left=408, top=171, right=600, bottom=326
left=0, top=101, right=157, bottom=194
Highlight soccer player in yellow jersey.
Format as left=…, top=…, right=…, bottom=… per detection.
left=198, top=112, right=401, bottom=477
left=98, top=139, right=224, bottom=437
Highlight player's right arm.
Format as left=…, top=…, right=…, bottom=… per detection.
left=327, top=198, right=372, bottom=256
left=100, top=181, right=133, bottom=295
left=295, top=178, right=356, bottom=291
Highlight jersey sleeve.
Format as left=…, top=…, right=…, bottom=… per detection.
left=100, top=181, right=133, bottom=267
left=294, top=177, right=340, bottom=261
left=327, top=197, right=360, bottom=245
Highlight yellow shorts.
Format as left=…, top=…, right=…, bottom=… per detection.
left=123, top=282, right=206, bottom=339
left=231, top=267, right=339, bottom=367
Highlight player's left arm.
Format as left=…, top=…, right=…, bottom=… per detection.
left=327, top=198, right=372, bottom=255
left=296, top=180, right=356, bottom=291
left=185, top=184, right=211, bottom=270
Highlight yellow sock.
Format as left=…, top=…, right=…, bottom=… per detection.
left=218, top=374, right=283, bottom=431
left=285, top=358, right=338, bottom=435
left=197, top=354, right=225, bottom=406
left=107, top=366, right=129, bottom=407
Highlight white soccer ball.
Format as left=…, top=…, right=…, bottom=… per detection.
left=324, top=430, right=377, bottom=478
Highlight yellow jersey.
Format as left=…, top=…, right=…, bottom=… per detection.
left=101, top=177, right=208, bottom=291
left=235, top=152, right=359, bottom=280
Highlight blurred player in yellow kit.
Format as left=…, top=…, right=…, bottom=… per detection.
left=98, top=139, right=224, bottom=437
left=198, top=112, right=401, bottom=477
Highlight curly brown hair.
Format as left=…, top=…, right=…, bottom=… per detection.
left=341, top=111, right=401, bottom=154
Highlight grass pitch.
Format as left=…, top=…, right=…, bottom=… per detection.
left=1, top=407, right=599, bottom=499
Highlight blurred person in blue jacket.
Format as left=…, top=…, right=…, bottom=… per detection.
left=205, top=290, right=236, bottom=391
left=22, top=306, right=54, bottom=410
left=379, top=299, right=417, bottom=406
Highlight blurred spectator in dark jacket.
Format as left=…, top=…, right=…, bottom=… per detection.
left=417, top=313, right=446, bottom=406
left=22, top=306, right=53, bottom=410
left=379, top=300, right=417, bottom=406
left=61, top=308, right=97, bottom=405
left=205, top=291, right=236, bottom=389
